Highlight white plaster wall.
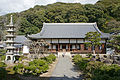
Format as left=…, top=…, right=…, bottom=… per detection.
left=70, top=39, right=76, bottom=43
left=77, top=39, right=84, bottom=43
left=23, top=46, right=29, bottom=53
left=59, top=39, right=69, bottom=43
left=52, top=39, right=58, bottom=43
left=45, top=39, right=51, bottom=43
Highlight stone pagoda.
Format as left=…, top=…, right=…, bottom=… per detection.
left=5, top=15, right=16, bottom=63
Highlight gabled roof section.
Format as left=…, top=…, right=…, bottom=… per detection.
left=29, top=23, right=110, bottom=39
left=15, top=35, right=28, bottom=44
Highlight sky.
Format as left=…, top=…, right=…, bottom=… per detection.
left=0, top=0, right=99, bottom=16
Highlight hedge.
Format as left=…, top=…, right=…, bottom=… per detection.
left=73, top=55, right=120, bottom=80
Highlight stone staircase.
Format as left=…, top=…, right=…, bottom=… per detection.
left=58, top=52, right=71, bottom=57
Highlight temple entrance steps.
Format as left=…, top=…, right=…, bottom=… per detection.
left=58, top=52, right=71, bottom=57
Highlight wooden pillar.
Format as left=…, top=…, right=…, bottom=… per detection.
left=68, top=44, right=70, bottom=51
left=102, top=44, right=105, bottom=53
left=58, top=44, right=60, bottom=51
left=75, top=44, right=77, bottom=52
left=51, top=44, right=53, bottom=51
left=102, top=44, right=105, bottom=49
left=88, top=46, right=91, bottom=51
left=95, top=46, right=99, bottom=51
left=81, top=44, right=84, bottom=51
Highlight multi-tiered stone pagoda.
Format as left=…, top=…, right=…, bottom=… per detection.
left=5, top=15, right=16, bottom=63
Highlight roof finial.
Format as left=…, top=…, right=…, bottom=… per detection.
left=9, top=15, right=13, bottom=25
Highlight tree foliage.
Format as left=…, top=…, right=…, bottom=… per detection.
left=0, top=0, right=120, bottom=35
left=0, top=49, right=6, bottom=61
left=27, top=39, right=49, bottom=58
left=0, top=62, right=7, bottom=80
left=0, top=16, right=6, bottom=41
left=109, top=35, right=120, bottom=53
left=85, top=32, right=101, bottom=54
left=105, top=20, right=120, bottom=53
left=73, top=55, right=120, bottom=80
left=105, top=20, right=120, bottom=34
left=25, top=59, right=49, bottom=75
left=41, top=54, right=56, bottom=64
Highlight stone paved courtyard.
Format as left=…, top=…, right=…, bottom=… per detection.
left=50, top=55, right=82, bottom=80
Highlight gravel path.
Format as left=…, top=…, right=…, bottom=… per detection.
left=50, top=55, right=82, bottom=80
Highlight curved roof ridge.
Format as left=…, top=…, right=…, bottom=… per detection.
left=40, top=24, right=46, bottom=36
left=93, top=23, right=102, bottom=34
left=43, top=23, right=96, bottom=26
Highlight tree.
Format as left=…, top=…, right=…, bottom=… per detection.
left=97, top=18, right=106, bottom=30
left=27, top=39, right=50, bottom=59
left=106, top=20, right=120, bottom=34
left=0, top=16, right=7, bottom=41
left=105, top=20, right=120, bottom=54
left=69, top=15, right=89, bottom=23
left=84, top=4, right=104, bottom=22
left=0, top=1, right=119, bottom=35
left=85, top=32, right=101, bottom=54
left=18, top=17, right=40, bottom=35
left=112, top=5, right=120, bottom=21
left=108, top=35, right=120, bottom=53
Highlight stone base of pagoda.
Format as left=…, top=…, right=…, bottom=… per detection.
left=5, top=54, right=15, bottom=64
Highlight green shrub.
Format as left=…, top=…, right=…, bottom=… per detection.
left=0, top=62, right=7, bottom=80
left=99, top=64, right=120, bottom=77
left=0, top=49, right=6, bottom=55
left=41, top=54, right=56, bottom=64
left=87, top=63, right=120, bottom=80
left=73, top=54, right=82, bottom=64
left=92, top=64, right=120, bottom=80
left=48, top=54, right=56, bottom=61
left=92, top=74, right=111, bottom=80
left=1, top=55, right=6, bottom=60
left=86, top=53, right=92, bottom=58
left=86, top=61, right=104, bottom=73
left=73, top=55, right=120, bottom=80
left=13, top=63, right=24, bottom=73
left=73, top=55, right=90, bottom=71
left=0, top=67, right=7, bottom=80
left=41, top=57, right=52, bottom=64
left=19, top=58, right=22, bottom=61
left=0, top=62, right=7, bottom=67
left=13, top=55, right=56, bottom=76
left=25, top=59, right=49, bottom=75
left=0, top=49, right=6, bottom=61
left=45, top=57, right=53, bottom=64
left=78, top=59, right=88, bottom=71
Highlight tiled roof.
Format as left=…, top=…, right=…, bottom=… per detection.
left=15, top=35, right=28, bottom=44
left=29, top=23, right=110, bottom=39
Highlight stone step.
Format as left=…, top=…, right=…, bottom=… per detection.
left=58, top=52, right=71, bottom=57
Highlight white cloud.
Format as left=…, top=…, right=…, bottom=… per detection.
left=0, top=0, right=36, bottom=15
left=0, top=0, right=98, bottom=16
left=56, top=0, right=98, bottom=4
left=35, top=0, right=56, bottom=5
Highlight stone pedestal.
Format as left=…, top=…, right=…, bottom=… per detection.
left=5, top=54, right=15, bottom=64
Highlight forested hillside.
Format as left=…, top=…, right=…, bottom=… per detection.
left=0, top=0, right=120, bottom=35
